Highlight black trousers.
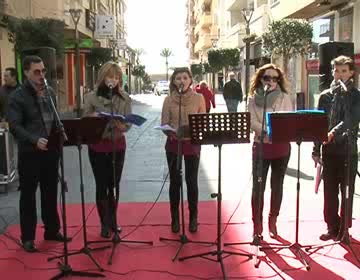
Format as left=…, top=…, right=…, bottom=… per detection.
left=18, top=151, right=60, bottom=242
left=88, top=148, right=125, bottom=226
left=166, top=152, right=200, bottom=216
left=322, top=153, right=357, bottom=232
left=251, top=151, right=290, bottom=232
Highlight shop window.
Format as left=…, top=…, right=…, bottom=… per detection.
left=339, top=8, right=353, bottom=42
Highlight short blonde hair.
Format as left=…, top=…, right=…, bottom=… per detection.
left=96, top=61, right=123, bottom=90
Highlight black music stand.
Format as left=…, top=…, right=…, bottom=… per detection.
left=178, top=112, right=253, bottom=280
left=259, top=111, right=328, bottom=271
left=48, top=117, right=110, bottom=275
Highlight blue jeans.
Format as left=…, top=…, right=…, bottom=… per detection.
left=225, top=98, right=240, bottom=112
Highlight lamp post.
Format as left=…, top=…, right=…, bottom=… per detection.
left=126, top=48, right=132, bottom=95
left=241, top=7, right=253, bottom=109
left=210, top=38, right=218, bottom=93
left=69, top=8, right=82, bottom=117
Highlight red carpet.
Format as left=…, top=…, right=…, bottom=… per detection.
left=0, top=201, right=360, bottom=279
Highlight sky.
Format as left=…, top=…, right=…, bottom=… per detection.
left=126, top=0, right=189, bottom=74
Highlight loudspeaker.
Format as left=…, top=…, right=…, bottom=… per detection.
left=319, top=41, right=354, bottom=91
left=21, top=47, right=57, bottom=92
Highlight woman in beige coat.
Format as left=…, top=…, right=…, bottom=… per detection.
left=83, top=61, right=131, bottom=238
left=248, top=63, right=294, bottom=244
left=161, top=67, right=206, bottom=233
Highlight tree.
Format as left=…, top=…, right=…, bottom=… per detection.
left=8, top=17, right=65, bottom=57
left=160, top=48, right=173, bottom=81
left=132, top=64, right=146, bottom=93
left=133, top=48, right=145, bottom=64
left=190, top=64, right=203, bottom=82
left=262, top=19, right=313, bottom=74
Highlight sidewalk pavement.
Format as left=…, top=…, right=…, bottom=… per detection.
left=0, top=93, right=359, bottom=238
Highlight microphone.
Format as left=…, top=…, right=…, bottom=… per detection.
left=178, top=83, right=184, bottom=94
left=338, top=80, right=347, bottom=92
left=264, top=84, right=271, bottom=93
left=106, top=80, right=116, bottom=89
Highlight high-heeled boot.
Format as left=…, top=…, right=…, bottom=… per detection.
left=96, top=200, right=110, bottom=238
left=269, top=215, right=278, bottom=239
left=189, top=210, right=198, bottom=233
left=170, top=206, right=180, bottom=233
left=252, top=223, right=263, bottom=245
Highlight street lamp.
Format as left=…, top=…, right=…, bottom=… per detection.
left=126, top=48, right=132, bottom=95
left=69, top=8, right=82, bottom=117
left=241, top=7, right=254, bottom=109
left=210, top=37, right=218, bottom=93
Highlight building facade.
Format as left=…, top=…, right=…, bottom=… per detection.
left=186, top=0, right=360, bottom=107
left=0, top=0, right=130, bottom=112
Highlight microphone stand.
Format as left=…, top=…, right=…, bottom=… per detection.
left=45, top=87, right=105, bottom=279
left=224, top=86, right=270, bottom=268
left=87, top=85, right=153, bottom=265
left=159, top=86, right=214, bottom=261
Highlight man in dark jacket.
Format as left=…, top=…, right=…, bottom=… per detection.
left=312, top=55, right=360, bottom=241
left=222, top=72, right=243, bottom=112
left=7, top=56, right=69, bottom=252
left=0, top=67, right=19, bottom=121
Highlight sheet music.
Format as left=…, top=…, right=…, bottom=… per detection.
left=154, top=124, right=176, bottom=133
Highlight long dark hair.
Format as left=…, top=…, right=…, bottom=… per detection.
left=249, top=63, right=289, bottom=96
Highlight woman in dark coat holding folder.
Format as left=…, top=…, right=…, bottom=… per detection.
left=83, top=61, right=132, bottom=238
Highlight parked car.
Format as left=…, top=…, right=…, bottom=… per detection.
left=154, top=80, right=169, bottom=95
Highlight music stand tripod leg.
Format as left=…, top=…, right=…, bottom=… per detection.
left=179, top=143, right=252, bottom=280
left=260, top=142, right=311, bottom=271
left=46, top=95, right=105, bottom=279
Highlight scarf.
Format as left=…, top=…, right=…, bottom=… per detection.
left=254, top=85, right=282, bottom=108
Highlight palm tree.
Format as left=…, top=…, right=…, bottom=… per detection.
left=160, top=48, right=173, bottom=81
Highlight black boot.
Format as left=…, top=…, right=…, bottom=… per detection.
left=170, top=207, right=180, bottom=233
left=96, top=200, right=110, bottom=238
left=268, top=215, right=278, bottom=239
left=108, top=197, right=122, bottom=234
left=189, top=210, right=198, bottom=233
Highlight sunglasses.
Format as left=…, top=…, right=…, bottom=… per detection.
left=33, top=68, right=47, bottom=76
left=262, top=75, right=279, bottom=82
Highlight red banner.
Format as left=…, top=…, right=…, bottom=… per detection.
left=354, top=54, right=360, bottom=67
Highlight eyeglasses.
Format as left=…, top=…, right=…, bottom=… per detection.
left=33, top=68, right=47, bottom=76
left=262, top=75, right=279, bottom=83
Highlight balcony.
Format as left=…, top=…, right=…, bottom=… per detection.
left=194, top=35, right=211, bottom=53
left=199, top=13, right=212, bottom=28
left=227, top=0, right=247, bottom=11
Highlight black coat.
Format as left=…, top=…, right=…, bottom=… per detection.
left=313, top=82, right=360, bottom=156
left=6, top=80, right=57, bottom=153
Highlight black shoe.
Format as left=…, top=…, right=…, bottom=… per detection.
left=252, top=234, right=263, bottom=246
left=22, top=240, right=38, bottom=253
left=319, top=230, right=338, bottom=241
left=44, top=232, right=72, bottom=242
